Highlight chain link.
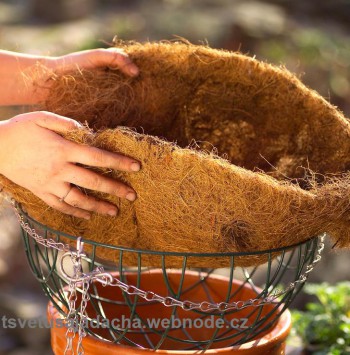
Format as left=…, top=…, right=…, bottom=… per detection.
left=12, top=205, right=70, bottom=252
left=63, top=239, right=89, bottom=355
left=64, top=275, right=78, bottom=354
left=12, top=203, right=325, bottom=351
left=77, top=280, right=90, bottom=355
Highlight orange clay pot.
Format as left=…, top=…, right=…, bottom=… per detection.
left=48, top=270, right=291, bottom=355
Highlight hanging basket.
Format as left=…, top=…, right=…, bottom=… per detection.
left=15, top=206, right=321, bottom=354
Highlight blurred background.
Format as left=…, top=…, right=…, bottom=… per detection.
left=0, top=0, right=349, bottom=354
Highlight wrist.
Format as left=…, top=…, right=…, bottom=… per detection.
left=44, top=55, right=78, bottom=73
left=18, top=55, right=58, bottom=105
left=42, top=56, right=60, bottom=71
left=0, top=51, right=57, bottom=106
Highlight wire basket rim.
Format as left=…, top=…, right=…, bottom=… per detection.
left=18, top=204, right=323, bottom=258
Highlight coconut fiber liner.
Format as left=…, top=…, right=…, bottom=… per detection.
left=1, top=41, right=350, bottom=267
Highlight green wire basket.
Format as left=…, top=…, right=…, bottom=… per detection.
left=13, top=203, right=324, bottom=353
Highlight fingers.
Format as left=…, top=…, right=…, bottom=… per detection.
left=68, top=144, right=140, bottom=172
left=61, top=185, right=119, bottom=216
left=55, top=48, right=139, bottom=77
left=40, top=192, right=92, bottom=220
left=11, top=111, right=81, bottom=133
left=101, top=48, right=139, bottom=76
left=64, top=164, right=137, bottom=201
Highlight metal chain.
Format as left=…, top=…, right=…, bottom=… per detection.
left=10, top=206, right=325, bottom=340
left=63, top=238, right=90, bottom=355
left=14, top=208, right=70, bottom=252
left=64, top=267, right=78, bottom=354
left=104, top=233, right=325, bottom=312
left=77, top=280, right=90, bottom=355
left=11, top=204, right=89, bottom=354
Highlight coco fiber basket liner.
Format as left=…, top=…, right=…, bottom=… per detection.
left=2, top=41, right=350, bottom=267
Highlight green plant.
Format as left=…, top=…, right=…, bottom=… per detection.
left=291, top=282, right=350, bottom=355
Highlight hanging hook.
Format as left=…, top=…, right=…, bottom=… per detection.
left=76, top=237, right=84, bottom=257
left=59, top=238, right=113, bottom=286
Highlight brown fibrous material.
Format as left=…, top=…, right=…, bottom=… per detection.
left=1, top=41, right=350, bottom=267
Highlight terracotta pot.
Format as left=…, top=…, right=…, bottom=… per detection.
left=48, top=270, right=291, bottom=354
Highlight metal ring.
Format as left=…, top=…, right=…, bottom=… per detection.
left=59, top=185, right=73, bottom=203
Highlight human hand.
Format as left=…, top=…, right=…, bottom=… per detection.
left=48, top=47, right=139, bottom=76
left=0, top=47, right=139, bottom=106
left=0, top=112, right=140, bottom=220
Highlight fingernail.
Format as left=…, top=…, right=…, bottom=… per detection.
left=107, top=209, right=117, bottom=217
left=84, top=214, right=91, bottom=220
left=126, top=192, right=137, bottom=202
left=130, top=162, right=140, bottom=172
left=129, top=65, right=139, bottom=76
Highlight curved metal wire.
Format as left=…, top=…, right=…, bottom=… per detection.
left=17, top=206, right=323, bottom=350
